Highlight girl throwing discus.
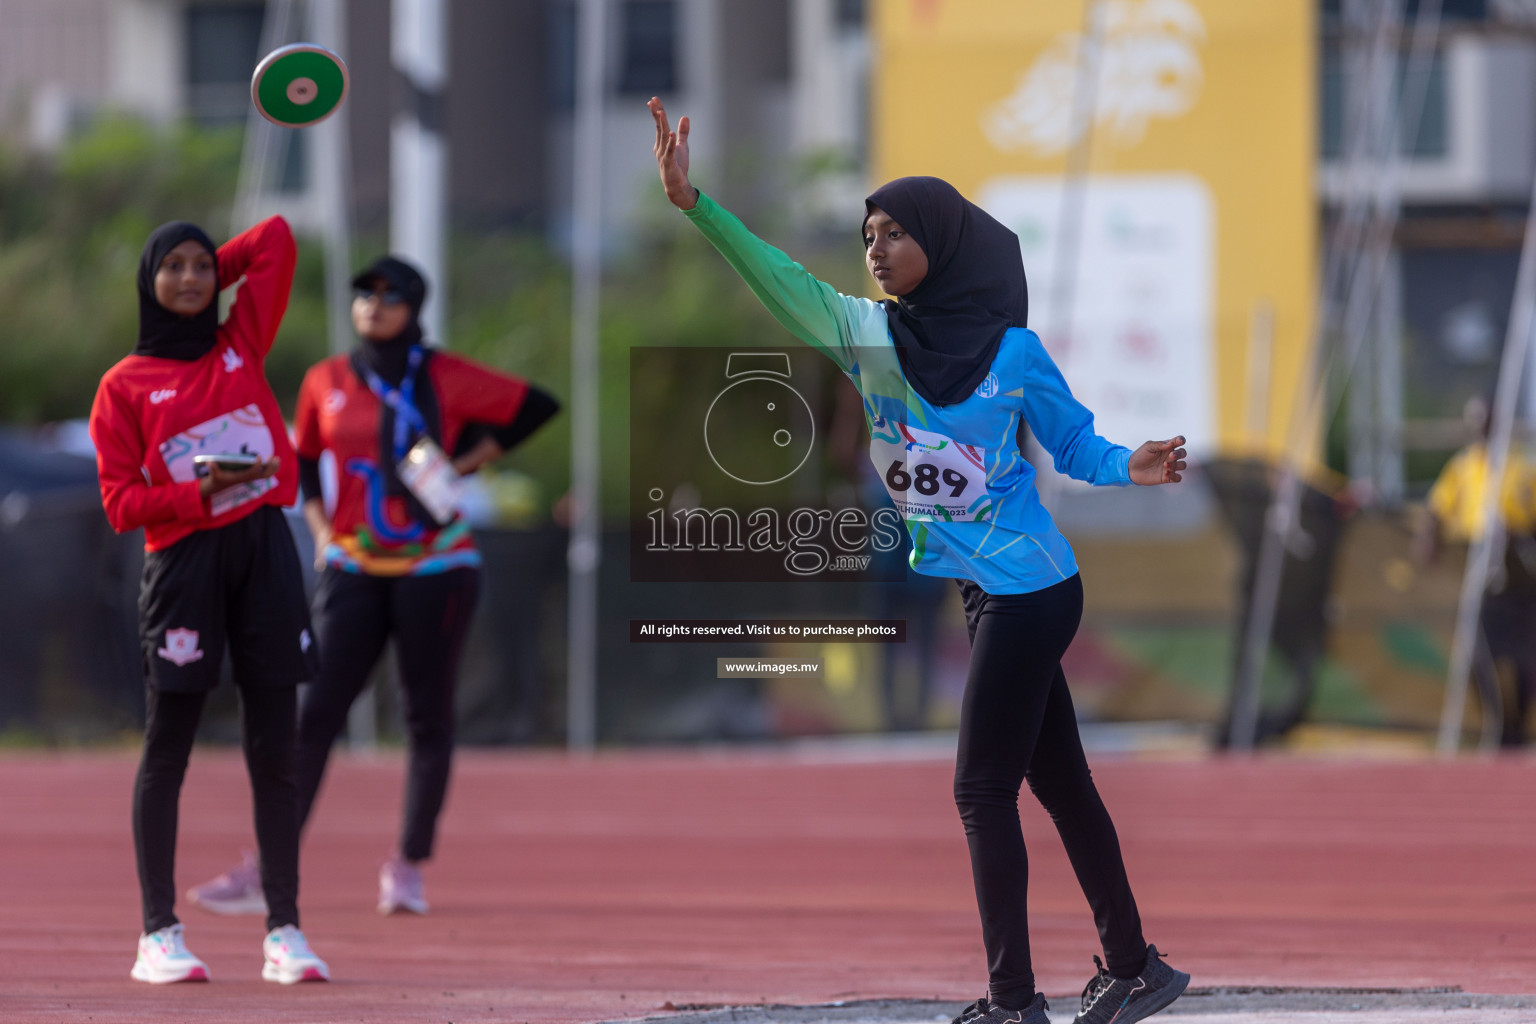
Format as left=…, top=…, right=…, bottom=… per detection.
left=89, top=216, right=330, bottom=985
left=191, top=255, right=558, bottom=917
left=649, top=98, right=1190, bottom=1024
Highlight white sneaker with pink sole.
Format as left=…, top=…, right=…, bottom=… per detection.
left=130, top=923, right=209, bottom=984
left=261, top=924, right=330, bottom=984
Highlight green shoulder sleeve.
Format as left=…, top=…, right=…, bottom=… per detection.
left=683, top=191, right=886, bottom=373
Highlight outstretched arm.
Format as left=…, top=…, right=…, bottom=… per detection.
left=648, top=98, right=885, bottom=373
left=1019, top=331, right=1185, bottom=487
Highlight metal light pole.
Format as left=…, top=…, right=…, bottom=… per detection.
left=1034, top=0, right=1106, bottom=508
left=233, top=0, right=299, bottom=232
left=566, top=0, right=607, bottom=752
left=1230, top=0, right=1442, bottom=749
left=306, top=0, right=374, bottom=751
left=1048, top=0, right=1106, bottom=351
left=311, top=0, right=354, bottom=357
left=1437, top=162, right=1536, bottom=753
left=390, top=0, right=449, bottom=345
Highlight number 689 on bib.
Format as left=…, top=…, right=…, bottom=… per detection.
left=869, top=419, right=993, bottom=523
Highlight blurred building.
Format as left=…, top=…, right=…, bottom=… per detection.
left=1319, top=0, right=1536, bottom=502
left=2, top=0, right=1534, bottom=490
left=0, top=0, right=867, bottom=239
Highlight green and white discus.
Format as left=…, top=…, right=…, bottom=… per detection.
left=250, top=43, right=350, bottom=127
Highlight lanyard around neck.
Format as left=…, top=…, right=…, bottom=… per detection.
left=360, top=346, right=428, bottom=463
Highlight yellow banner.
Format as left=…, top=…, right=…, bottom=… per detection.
left=872, top=0, right=1315, bottom=460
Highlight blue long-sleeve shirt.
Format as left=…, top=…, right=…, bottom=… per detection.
left=684, top=191, right=1132, bottom=595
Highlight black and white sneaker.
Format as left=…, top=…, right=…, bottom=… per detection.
left=951, top=993, right=1050, bottom=1024
left=1073, top=944, right=1189, bottom=1024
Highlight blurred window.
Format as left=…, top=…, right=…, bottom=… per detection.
left=186, top=2, right=265, bottom=122
left=758, top=0, right=792, bottom=83
left=1412, top=0, right=1487, bottom=17
left=1322, top=0, right=1488, bottom=18
left=186, top=2, right=306, bottom=192
left=618, top=0, right=677, bottom=95
left=549, top=1, right=577, bottom=111
left=276, top=130, right=308, bottom=193
left=1320, top=43, right=1448, bottom=160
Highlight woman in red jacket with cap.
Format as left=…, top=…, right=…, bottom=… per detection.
left=89, top=216, right=330, bottom=985
left=190, top=254, right=558, bottom=918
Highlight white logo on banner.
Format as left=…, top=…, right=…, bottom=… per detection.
left=158, top=628, right=204, bottom=666
left=983, top=0, right=1206, bottom=157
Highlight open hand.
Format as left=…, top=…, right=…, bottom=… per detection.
left=649, top=97, right=696, bottom=210
left=199, top=456, right=280, bottom=498
left=1128, top=437, right=1186, bottom=486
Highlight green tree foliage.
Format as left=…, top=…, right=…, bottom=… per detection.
left=0, top=118, right=332, bottom=423
left=0, top=118, right=865, bottom=521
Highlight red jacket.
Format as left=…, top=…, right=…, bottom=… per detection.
left=88, top=216, right=300, bottom=552
left=293, top=351, right=530, bottom=574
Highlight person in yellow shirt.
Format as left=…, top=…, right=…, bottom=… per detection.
left=1415, top=396, right=1536, bottom=747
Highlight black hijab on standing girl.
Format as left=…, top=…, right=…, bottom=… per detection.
left=133, top=221, right=220, bottom=361
left=864, top=176, right=1029, bottom=408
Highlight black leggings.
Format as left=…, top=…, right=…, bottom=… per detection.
left=296, top=567, right=480, bottom=862
left=954, top=574, right=1146, bottom=1008
left=134, top=684, right=300, bottom=934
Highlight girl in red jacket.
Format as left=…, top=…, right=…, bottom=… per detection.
left=88, top=217, right=330, bottom=985
left=190, top=254, right=558, bottom=918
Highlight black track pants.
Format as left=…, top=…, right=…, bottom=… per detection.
left=954, top=574, right=1146, bottom=1008
left=296, top=567, right=480, bottom=862
left=134, top=683, right=300, bottom=934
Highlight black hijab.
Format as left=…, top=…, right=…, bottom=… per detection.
left=347, top=256, right=445, bottom=524
left=864, top=177, right=1028, bottom=407
left=133, top=222, right=220, bottom=361
left=349, top=255, right=428, bottom=387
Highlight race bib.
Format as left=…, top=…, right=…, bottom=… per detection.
left=397, top=437, right=462, bottom=526
left=869, top=418, right=992, bottom=522
left=159, top=403, right=277, bottom=517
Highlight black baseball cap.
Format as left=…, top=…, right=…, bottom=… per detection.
left=351, top=255, right=427, bottom=312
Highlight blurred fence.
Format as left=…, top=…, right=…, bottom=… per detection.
left=0, top=426, right=1501, bottom=749
left=0, top=432, right=142, bottom=739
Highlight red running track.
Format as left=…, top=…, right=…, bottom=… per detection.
left=0, top=748, right=1532, bottom=1022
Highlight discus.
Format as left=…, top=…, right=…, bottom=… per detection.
left=193, top=453, right=260, bottom=472
left=250, top=43, right=349, bottom=127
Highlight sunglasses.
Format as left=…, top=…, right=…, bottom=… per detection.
left=354, top=285, right=406, bottom=306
